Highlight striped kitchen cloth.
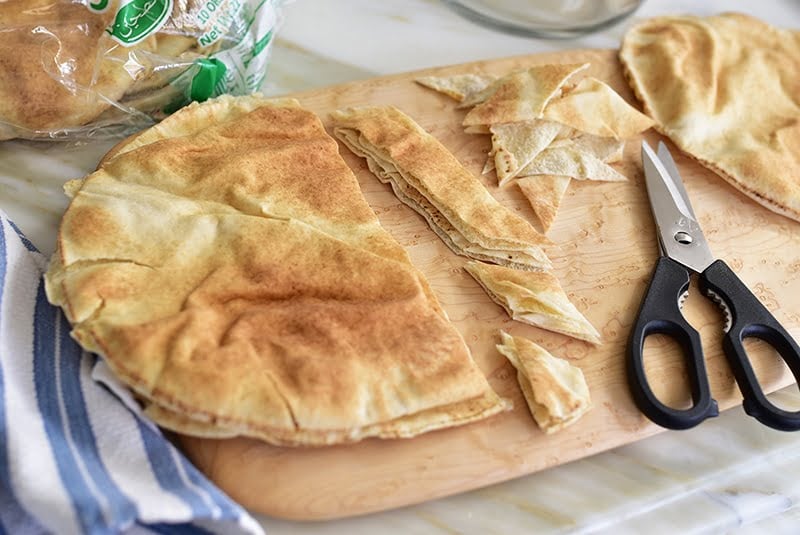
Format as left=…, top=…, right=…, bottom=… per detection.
left=0, top=210, right=264, bottom=535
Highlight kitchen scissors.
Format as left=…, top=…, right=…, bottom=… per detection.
left=627, top=141, right=800, bottom=431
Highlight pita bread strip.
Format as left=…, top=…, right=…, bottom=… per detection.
left=331, top=106, right=553, bottom=269
left=464, top=261, right=601, bottom=344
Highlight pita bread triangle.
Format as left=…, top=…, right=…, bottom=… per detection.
left=462, top=63, right=589, bottom=127
left=45, top=95, right=509, bottom=446
left=541, top=77, right=654, bottom=139
left=496, top=331, right=591, bottom=434
left=464, top=261, right=601, bottom=345
left=415, top=73, right=497, bottom=102
left=519, top=146, right=627, bottom=182
left=517, top=174, right=571, bottom=232
left=490, top=120, right=565, bottom=186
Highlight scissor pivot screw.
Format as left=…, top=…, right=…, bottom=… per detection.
left=674, top=231, right=693, bottom=245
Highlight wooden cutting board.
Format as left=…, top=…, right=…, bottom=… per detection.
left=177, top=49, right=800, bottom=521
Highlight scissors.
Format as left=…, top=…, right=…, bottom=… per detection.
left=627, top=141, right=800, bottom=431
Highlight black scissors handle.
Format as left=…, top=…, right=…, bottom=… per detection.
left=627, top=257, right=719, bottom=429
left=700, top=260, right=800, bottom=431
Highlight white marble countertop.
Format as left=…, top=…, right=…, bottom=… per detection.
left=2, top=0, right=800, bottom=533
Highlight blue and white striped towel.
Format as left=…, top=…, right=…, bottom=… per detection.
left=0, top=209, right=264, bottom=535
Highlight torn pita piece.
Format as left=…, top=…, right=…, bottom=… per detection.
left=331, top=105, right=552, bottom=271
left=415, top=73, right=497, bottom=102
left=497, top=331, right=591, bottom=434
left=542, top=77, right=654, bottom=139
left=464, top=261, right=602, bottom=344
left=519, top=146, right=628, bottom=182
left=491, top=120, right=565, bottom=186
left=517, top=174, right=571, bottom=232
left=462, top=63, right=589, bottom=127
left=45, top=95, right=511, bottom=447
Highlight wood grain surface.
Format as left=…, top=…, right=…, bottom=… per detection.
left=177, top=49, right=800, bottom=521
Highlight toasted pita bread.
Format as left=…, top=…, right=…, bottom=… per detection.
left=142, top=386, right=509, bottom=444
left=45, top=95, right=509, bottom=446
left=497, top=331, right=591, bottom=434
left=541, top=77, right=654, bottom=139
left=464, top=261, right=601, bottom=344
left=550, top=134, right=625, bottom=163
left=490, top=120, right=565, bottom=186
left=332, top=105, right=553, bottom=271
left=620, top=13, right=800, bottom=222
left=517, top=175, right=571, bottom=232
left=519, top=146, right=627, bottom=182
left=462, top=64, right=589, bottom=127
left=415, top=73, right=497, bottom=102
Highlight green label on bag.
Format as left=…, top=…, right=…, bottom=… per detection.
left=106, top=0, right=174, bottom=46
left=190, top=58, right=228, bottom=102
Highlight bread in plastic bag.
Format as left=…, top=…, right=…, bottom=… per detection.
left=0, top=0, right=284, bottom=140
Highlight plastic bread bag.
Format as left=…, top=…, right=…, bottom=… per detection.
left=0, top=0, right=285, bottom=141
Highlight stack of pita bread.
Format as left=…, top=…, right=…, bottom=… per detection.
left=0, top=0, right=219, bottom=140
left=417, top=63, right=653, bottom=231
left=45, top=94, right=511, bottom=446
left=331, top=105, right=552, bottom=271
left=620, top=13, right=800, bottom=223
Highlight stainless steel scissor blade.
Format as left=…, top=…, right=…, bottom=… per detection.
left=641, top=141, right=715, bottom=274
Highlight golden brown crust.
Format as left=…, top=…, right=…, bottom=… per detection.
left=331, top=105, right=553, bottom=270
left=462, top=64, right=589, bottom=126
left=516, top=174, right=571, bottom=232
left=620, top=13, right=800, bottom=222
left=496, top=332, right=591, bottom=434
left=45, top=96, right=507, bottom=445
left=464, top=261, right=601, bottom=344
left=541, top=77, right=654, bottom=140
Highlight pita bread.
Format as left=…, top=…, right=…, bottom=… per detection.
left=462, top=64, right=589, bottom=127
left=464, top=261, right=601, bottom=344
left=517, top=175, right=571, bottom=232
left=551, top=134, right=625, bottom=163
left=331, top=105, right=553, bottom=271
left=497, top=331, right=591, bottom=434
left=415, top=73, right=497, bottom=102
left=490, top=120, right=565, bottom=186
left=519, top=146, right=627, bottom=182
left=142, top=386, right=508, bottom=443
left=620, top=13, right=800, bottom=222
left=541, top=77, right=654, bottom=139
left=45, top=95, right=509, bottom=446
left=0, top=1, right=156, bottom=139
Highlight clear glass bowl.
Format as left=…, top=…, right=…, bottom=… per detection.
left=442, top=0, right=644, bottom=39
